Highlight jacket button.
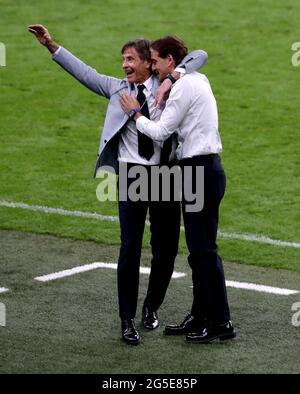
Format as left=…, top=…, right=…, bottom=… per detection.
left=104, top=139, right=107, bottom=143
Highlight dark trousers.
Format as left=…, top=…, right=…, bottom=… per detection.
left=117, top=164, right=181, bottom=320
left=180, top=154, right=231, bottom=324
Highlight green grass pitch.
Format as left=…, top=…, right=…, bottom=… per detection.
left=0, top=0, right=299, bottom=374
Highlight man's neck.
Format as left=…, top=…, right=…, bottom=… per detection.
left=139, top=73, right=152, bottom=84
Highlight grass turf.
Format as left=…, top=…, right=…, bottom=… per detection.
left=0, top=230, right=300, bottom=374
left=1, top=0, right=299, bottom=271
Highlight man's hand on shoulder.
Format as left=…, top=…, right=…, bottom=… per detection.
left=28, top=24, right=59, bottom=54
left=155, top=78, right=172, bottom=108
left=155, top=70, right=183, bottom=108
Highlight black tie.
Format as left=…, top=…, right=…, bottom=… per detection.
left=160, top=135, right=173, bottom=165
left=136, top=84, right=154, bottom=160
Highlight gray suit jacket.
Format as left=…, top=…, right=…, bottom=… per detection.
left=52, top=47, right=208, bottom=175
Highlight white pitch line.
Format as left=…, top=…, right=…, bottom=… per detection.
left=218, top=231, right=300, bottom=249
left=0, top=200, right=118, bottom=223
left=34, top=262, right=299, bottom=296
left=1, top=200, right=299, bottom=249
left=225, top=280, right=299, bottom=295
left=0, top=287, right=9, bottom=293
left=34, top=262, right=187, bottom=282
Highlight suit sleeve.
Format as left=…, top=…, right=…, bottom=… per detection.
left=52, top=47, right=121, bottom=98
left=177, top=49, right=208, bottom=74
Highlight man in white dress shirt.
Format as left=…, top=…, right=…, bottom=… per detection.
left=121, top=35, right=236, bottom=344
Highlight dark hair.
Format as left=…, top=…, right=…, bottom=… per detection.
left=150, top=35, right=188, bottom=65
left=121, top=39, right=151, bottom=62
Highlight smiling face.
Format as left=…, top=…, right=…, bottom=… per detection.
left=151, top=50, right=174, bottom=82
left=122, top=47, right=151, bottom=84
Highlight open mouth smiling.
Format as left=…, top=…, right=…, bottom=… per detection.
left=124, top=68, right=134, bottom=77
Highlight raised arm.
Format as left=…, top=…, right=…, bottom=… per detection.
left=28, top=24, right=121, bottom=98
left=178, top=49, right=208, bottom=74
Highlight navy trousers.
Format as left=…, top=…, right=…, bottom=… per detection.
left=117, top=163, right=181, bottom=320
left=180, top=154, right=231, bottom=324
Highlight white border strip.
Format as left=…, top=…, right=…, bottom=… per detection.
left=0, top=200, right=118, bottom=222
left=218, top=231, right=300, bottom=249
left=34, top=262, right=186, bottom=282
left=190, top=281, right=299, bottom=295
left=1, top=200, right=299, bottom=249
left=0, top=287, right=9, bottom=293
left=34, top=262, right=299, bottom=296
left=225, top=280, right=298, bottom=295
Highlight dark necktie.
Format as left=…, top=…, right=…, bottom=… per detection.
left=136, top=84, right=154, bottom=160
left=160, top=135, right=174, bottom=165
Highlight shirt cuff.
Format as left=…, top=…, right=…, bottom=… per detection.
left=52, top=46, right=62, bottom=58
left=174, top=67, right=186, bottom=77
left=136, top=115, right=149, bottom=132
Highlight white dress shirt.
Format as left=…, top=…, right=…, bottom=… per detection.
left=136, top=72, right=222, bottom=160
left=118, top=76, right=163, bottom=165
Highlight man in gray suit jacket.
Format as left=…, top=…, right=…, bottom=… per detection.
left=28, top=25, right=208, bottom=345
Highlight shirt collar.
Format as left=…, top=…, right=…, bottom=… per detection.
left=135, top=75, right=154, bottom=95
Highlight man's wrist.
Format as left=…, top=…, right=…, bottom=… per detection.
left=167, top=68, right=185, bottom=83
left=134, top=112, right=142, bottom=120
left=46, top=40, right=59, bottom=54
left=128, top=108, right=141, bottom=118
left=166, top=73, right=177, bottom=84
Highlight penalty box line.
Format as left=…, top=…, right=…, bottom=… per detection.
left=34, top=262, right=299, bottom=296
left=34, top=262, right=186, bottom=282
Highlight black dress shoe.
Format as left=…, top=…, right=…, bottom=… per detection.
left=121, top=319, right=140, bottom=345
left=164, top=314, right=200, bottom=335
left=186, top=320, right=236, bottom=344
left=142, top=306, right=159, bottom=329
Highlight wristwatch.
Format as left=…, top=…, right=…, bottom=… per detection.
left=166, top=73, right=177, bottom=84
left=129, top=108, right=141, bottom=119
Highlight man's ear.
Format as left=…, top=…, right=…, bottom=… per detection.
left=167, top=54, right=175, bottom=66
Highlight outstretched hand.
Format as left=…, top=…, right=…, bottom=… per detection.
left=28, top=24, right=52, bottom=45
left=28, top=24, right=58, bottom=53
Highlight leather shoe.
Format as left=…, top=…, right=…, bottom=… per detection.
left=121, top=319, right=140, bottom=345
left=164, top=314, right=200, bottom=335
left=186, top=320, right=236, bottom=344
left=142, top=306, right=159, bottom=329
